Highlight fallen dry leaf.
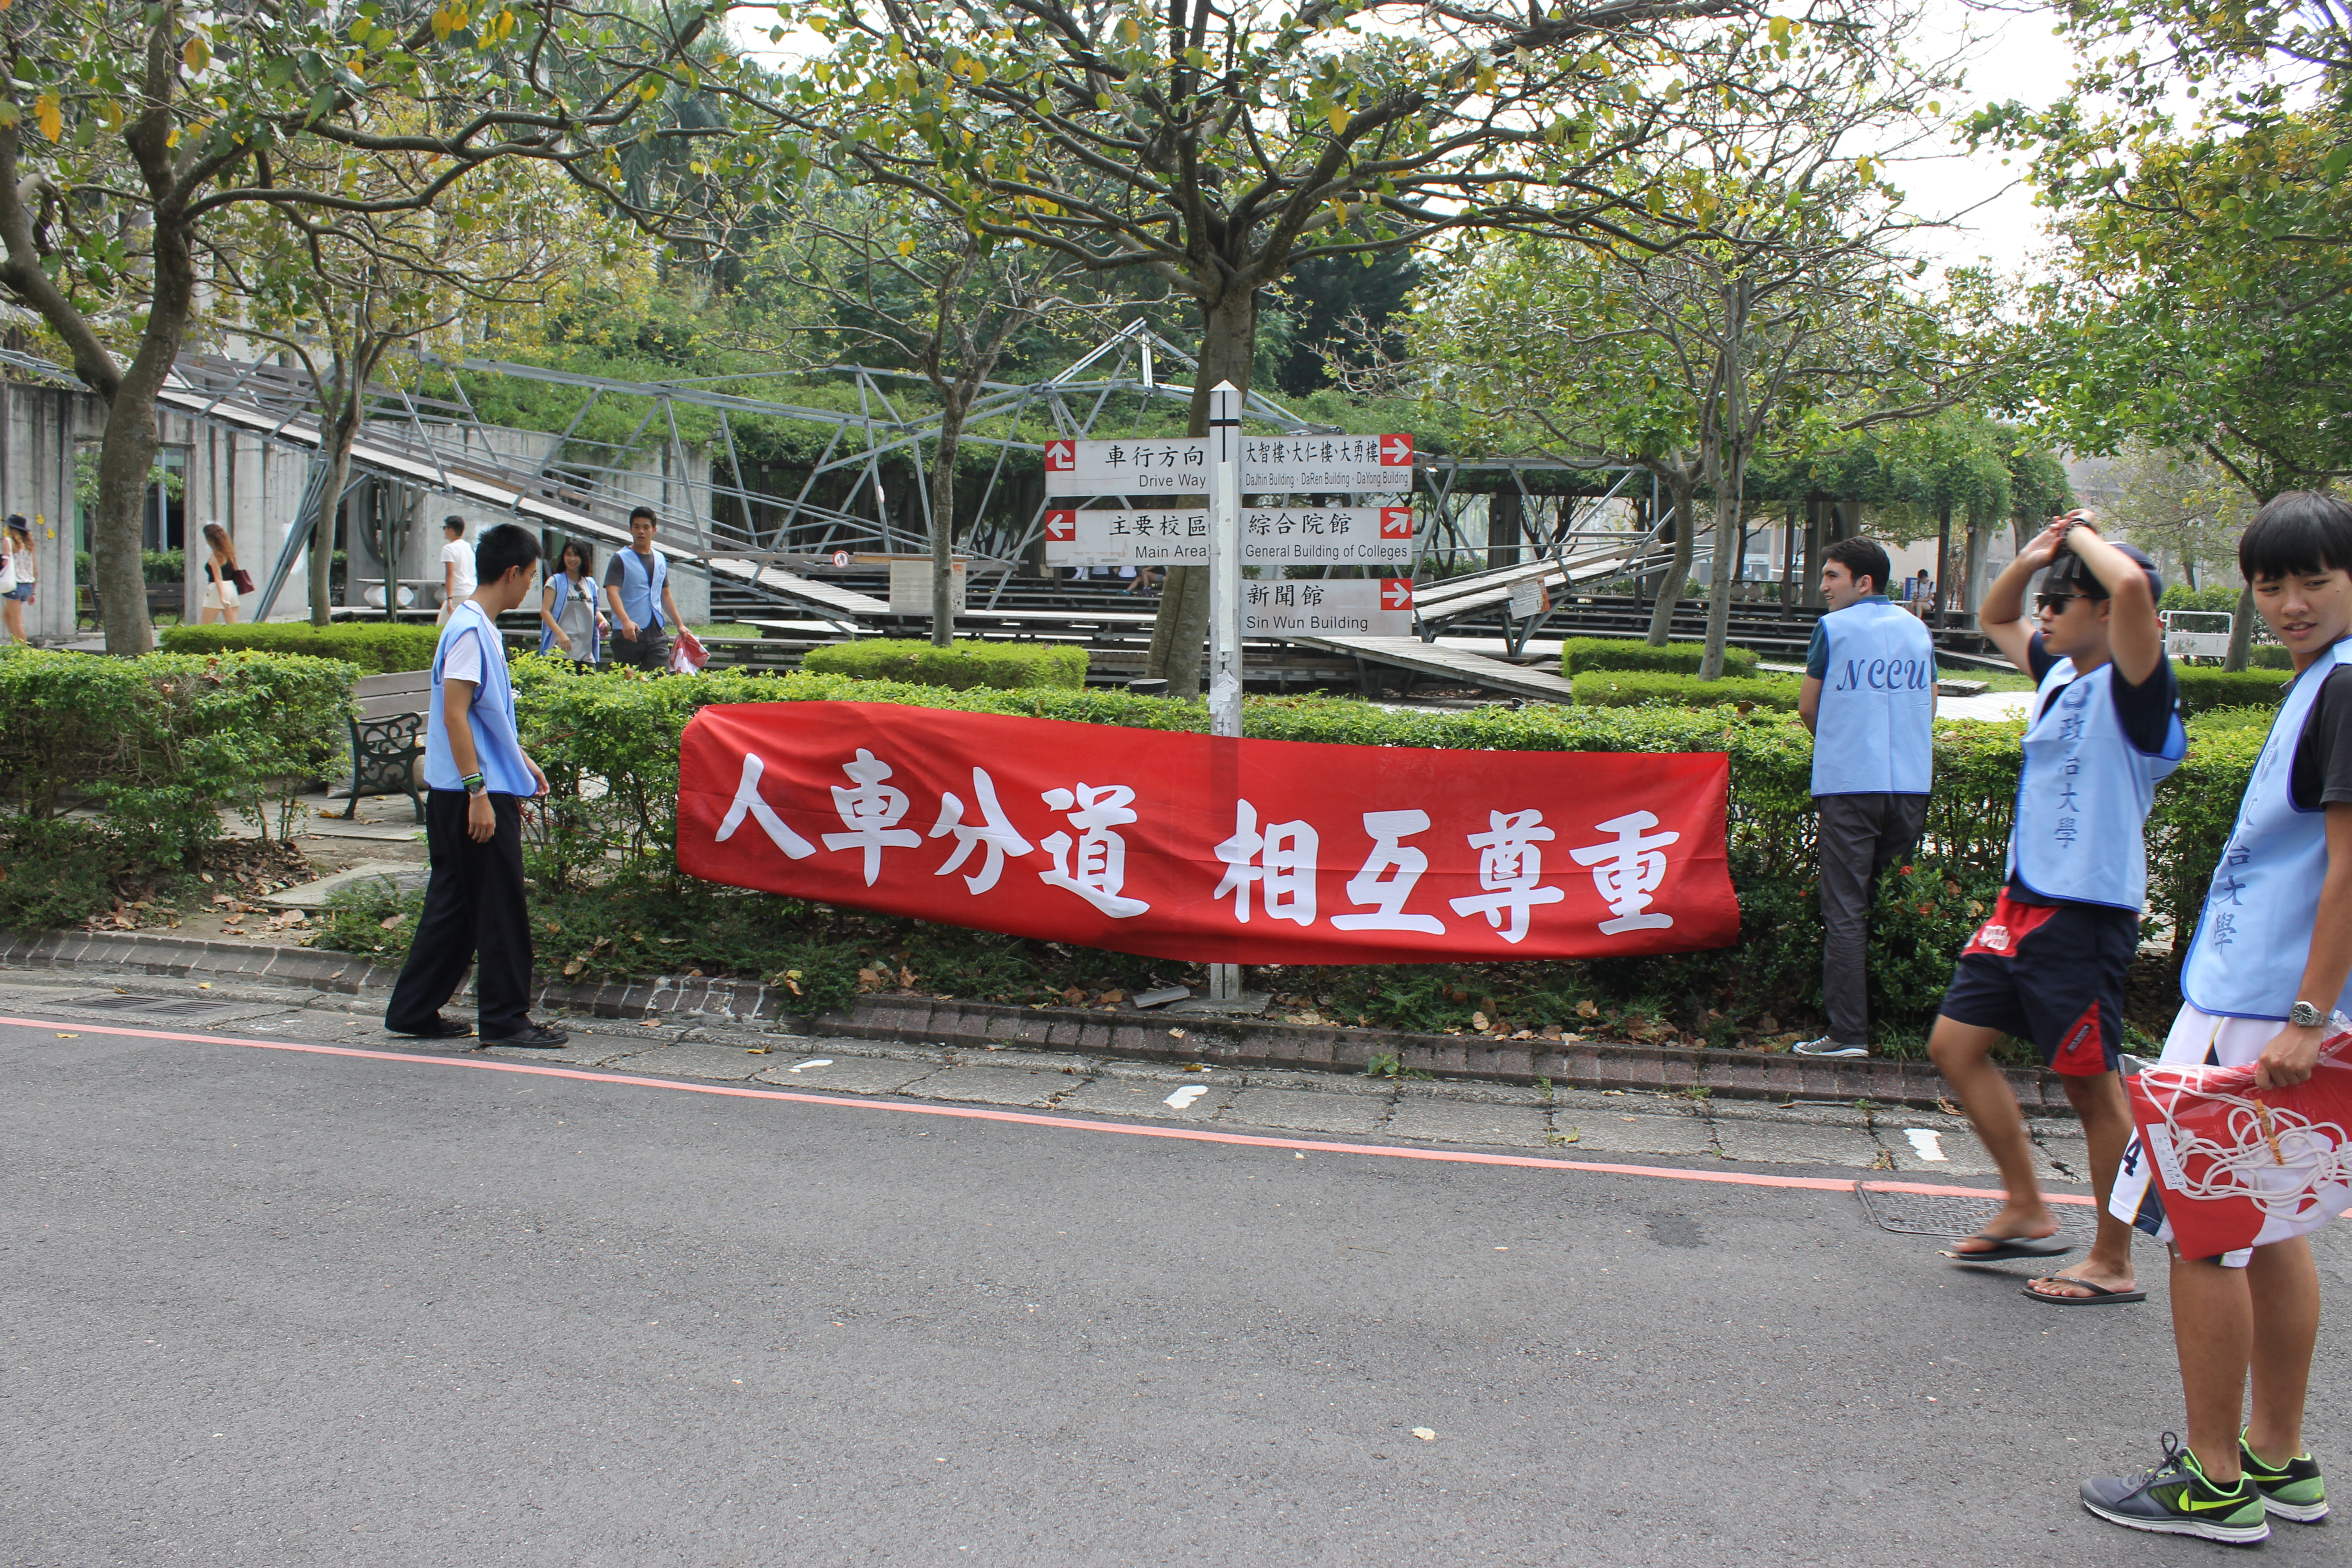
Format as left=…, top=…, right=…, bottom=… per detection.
left=1470, top=1011, right=1491, bottom=1033
left=1575, top=1000, right=1598, bottom=1018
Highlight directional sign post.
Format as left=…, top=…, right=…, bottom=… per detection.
left=1043, top=436, right=1210, bottom=495
left=1040, top=506, right=1210, bottom=567
left=1240, top=433, right=1414, bottom=493
left=1206, top=383, right=1245, bottom=740
left=1240, top=504, right=1414, bottom=566
left=1239, top=577, right=1415, bottom=637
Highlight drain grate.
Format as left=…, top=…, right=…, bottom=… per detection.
left=1856, top=1183, right=2100, bottom=1239
left=66, top=994, right=234, bottom=1018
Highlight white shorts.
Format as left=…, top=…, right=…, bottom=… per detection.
left=201, top=580, right=240, bottom=610
left=2111, top=1003, right=2352, bottom=1265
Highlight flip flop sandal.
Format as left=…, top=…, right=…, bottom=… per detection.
left=1940, top=1230, right=2076, bottom=1261
left=2022, top=1274, right=2146, bottom=1305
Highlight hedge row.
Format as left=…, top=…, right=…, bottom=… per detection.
left=1558, top=637, right=1761, bottom=678
left=800, top=637, right=1088, bottom=690
left=2175, top=665, right=2290, bottom=713
left=1571, top=670, right=1799, bottom=711
left=0, top=646, right=354, bottom=863
left=160, top=622, right=446, bottom=674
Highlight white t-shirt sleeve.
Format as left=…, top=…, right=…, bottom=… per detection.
left=441, top=539, right=477, bottom=593
left=441, top=627, right=483, bottom=687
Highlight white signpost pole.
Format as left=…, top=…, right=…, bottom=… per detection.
left=1205, top=381, right=1245, bottom=1004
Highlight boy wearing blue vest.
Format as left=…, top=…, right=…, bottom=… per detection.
left=2085, top=492, right=2352, bottom=1543
left=604, top=505, right=682, bottom=672
left=1795, top=537, right=1938, bottom=1058
left=1931, top=515, right=2182, bottom=1303
left=385, top=523, right=568, bottom=1050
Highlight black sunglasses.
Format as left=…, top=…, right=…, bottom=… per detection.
left=2035, top=591, right=2088, bottom=612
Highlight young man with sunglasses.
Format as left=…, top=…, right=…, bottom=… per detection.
left=2083, top=492, right=2352, bottom=1542
left=1927, top=513, right=2183, bottom=1306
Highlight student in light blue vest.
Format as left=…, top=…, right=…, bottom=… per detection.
left=384, top=523, right=568, bottom=1051
left=2086, top=492, right=2352, bottom=1543
left=604, top=504, right=683, bottom=671
left=1795, top=537, right=1938, bottom=1058
left=1930, top=516, right=2182, bottom=1311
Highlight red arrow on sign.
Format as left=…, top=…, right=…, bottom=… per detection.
left=1044, top=439, right=1076, bottom=470
left=1381, top=578, right=1415, bottom=611
left=1044, top=510, right=1076, bottom=542
left=1379, top=434, right=1414, bottom=465
left=1379, top=507, right=1413, bottom=539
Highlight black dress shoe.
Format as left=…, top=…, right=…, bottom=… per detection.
left=480, top=1023, right=569, bottom=1049
left=392, top=1015, right=475, bottom=1039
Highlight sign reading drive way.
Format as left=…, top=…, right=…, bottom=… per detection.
left=1041, top=434, right=1416, bottom=495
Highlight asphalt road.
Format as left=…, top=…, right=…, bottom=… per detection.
left=2, top=1010, right=2343, bottom=1567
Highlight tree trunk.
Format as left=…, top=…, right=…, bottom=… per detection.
left=2225, top=583, right=2256, bottom=671
left=1932, top=501, right=1952, bottom=626
left=1148, top=289, right=1257, bottom=697
left=92, top=396, right=162, bottom=654
left=1645, top=478, right=1695, bottom=646
left=309, top=401, right=361, bottom=626
left=1961, top=520, right=1986, bottom=615
left=1699, top=480, right=1743, bottom=680
left=929, top=394, right=967, bottom=647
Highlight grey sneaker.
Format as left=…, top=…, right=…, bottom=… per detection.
left=1791, top=1037, right=1868, bottom=1058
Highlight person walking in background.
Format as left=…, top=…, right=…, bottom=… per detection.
left=1794, top=537, right=1936, bottom=1058
left=604, top=504, right=682, bottom=671
left=386, top=523, right=568, bottom=1051
left=2085, top=492, right=2352, bottom=1542
left=538, top=536, right=607, bottom=668
left=436, top=515, right=476, bottom=626
left=1929, top=514, right=2181, bottom=1303
left=1, top=515, right=33, bottom=644
left=198, top=522, right=242, bottom=624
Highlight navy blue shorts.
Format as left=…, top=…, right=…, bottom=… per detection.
left=1938, top=891, right=2136, bottom=1075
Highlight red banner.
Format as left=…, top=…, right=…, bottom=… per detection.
left=676, top=703, right=1739, bottom=965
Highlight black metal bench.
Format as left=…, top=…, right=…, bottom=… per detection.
left=340, top=669, right=433, bottom=821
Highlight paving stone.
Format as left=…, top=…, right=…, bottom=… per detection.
left=1705, top=1098, right=1875, bottom=1129
left=1551, top=1112, right=1717, bottom=1158
left=1709, top=1119, right=1887, bottom=1169
left=1405, top=1079, right=1552, bottom=1108
left=1236, top=1068, right=1397, bottom=1100
left=752, top=1056, right=942, bottom=1095
left=906, top=1064, right=1084, bottom=1109
left=1379, top=1100, right=1554, bottom=1149
left=1055, top=1078, right=1241, bottom=1122
left=1089, top=1058, right=1248, bottom=1087
left=953, top=1047, right=1097, bottom=1073
left=2031, top=1135, right=2093, bottom=1186
left=579, top=1041, right=770, bottom=1080
left=1219, top=1087, right=1395, bottom=1136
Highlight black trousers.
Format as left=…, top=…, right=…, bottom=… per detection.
left=1816, top=791, right=1930, bottom=1047
left=385, top=790, right=535, bottom=1037
left=607, top=625, right=670, bottom=671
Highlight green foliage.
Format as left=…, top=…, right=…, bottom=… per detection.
left=0, top=819, right=122, bottom=931
left=1572, top=670, right=1800, bottom=710
left=1558, top=638, right=1761, bottom=678
left=2175, top=666, right=2290, bottom=714
left=799, top=637, right=1088, bottom=691
left=159, top=622, right=444, bottom=674
left=2248, top=645, right=2294, bottom=670
left=0, top=647, right=354, bottom=873
left=2161, top=583, right=2246, bottom=614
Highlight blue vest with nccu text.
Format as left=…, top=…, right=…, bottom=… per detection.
left=614, top=546, right=668, bottom=630
left=423, top=603, right=535, bottom=796
left=2180, top=638, right=2352, bottom=1021
left=2006, top=657, right=2185, bottom=911
left=1810, top=599, right=1937, bottom=797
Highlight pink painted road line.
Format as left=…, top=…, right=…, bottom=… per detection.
left=3, top=1013, right=2094, bottom=1203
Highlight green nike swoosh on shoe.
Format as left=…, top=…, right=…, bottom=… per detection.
left=2081, top=1434, right=2271, bottom=1545
left=2242, top=1433, right=2329, bottom=1523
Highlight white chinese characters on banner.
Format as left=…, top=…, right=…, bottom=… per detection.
left=1568, top=811, right=1681, bottom=934
left=1213, top=800, right=1319, bottom=925
left=1448, top=809, right=1565, bottom=944
left=929, top=768, right=1035, bottom=894
left=714, top=751, right=817, bottom=859
left=1039, top=783, right=1152, bottom=918
left=823, top=749, right=921, bottom=885
left=1330, top=809, right=1446, bottom=934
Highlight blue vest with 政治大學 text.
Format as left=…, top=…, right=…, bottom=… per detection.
left=2006, top=657, right=2185, bottom=911
left=614, top=546, right=668, bottom=630
left=1810, top=599, right=1937, bottom=797
left=423, top=602, right=534, bottom=796
left=2180, top=637, right=2352, bottom=1020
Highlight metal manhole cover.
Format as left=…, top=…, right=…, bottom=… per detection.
left=1855, top=1183, right=2099, bottom=1239
left=66, top=995, right=233, bottom=1018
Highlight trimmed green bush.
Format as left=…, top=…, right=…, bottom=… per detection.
left=800, top=637, right=1088, bottom=691
left=160, top=621, right=444, bottom=674
left=2176, top=666, right=2290, bottom=714
left=0, top=647, right=354, bottom=895
left=2249, top=645, right=2292, bottom=669
left=1571, top=669, right=1799, bottom=711
left=1559, top=637, right=1761, bottom=678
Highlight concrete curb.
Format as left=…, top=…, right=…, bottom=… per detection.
left=0, top=927, right=2069, bottom=1114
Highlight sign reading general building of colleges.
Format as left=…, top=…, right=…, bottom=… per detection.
left=677, top=703, right=1739, bottom=965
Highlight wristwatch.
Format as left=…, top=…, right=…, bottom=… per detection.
left=2289, top=1000, right=2328, bottom=1029
left=462, top=771, right=487, bottom=799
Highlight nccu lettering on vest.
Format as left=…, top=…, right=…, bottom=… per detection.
left=1810, top=599, right=1937, bottom=797
left=615, top=546, right=668, bottom=631
left=2181, top=638, right=2352, bottom=1020
left=424, top=602, right=535, bottom=796
left=2006, top=657, right=2185, bottom=911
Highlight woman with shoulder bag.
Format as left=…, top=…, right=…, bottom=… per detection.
left=200, top=522, right=251, bottom=624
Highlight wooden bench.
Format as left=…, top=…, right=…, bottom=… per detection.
left=340, top=669, right=433, bottom=821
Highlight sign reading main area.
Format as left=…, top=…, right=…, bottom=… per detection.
left=677, top=702, right=1738, bottom=965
